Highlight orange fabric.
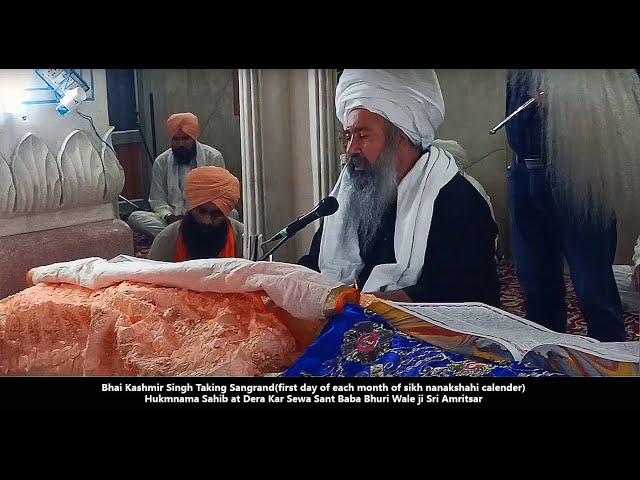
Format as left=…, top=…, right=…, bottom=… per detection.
left=336, top=288, right=361, bottom=314
left=166, top=112, right=200, bottom=140
left=0, top=282, right=301, bottom=376
left=185, top=166, right=240, bottom=216
left=175, top=219, right=237, bottom=262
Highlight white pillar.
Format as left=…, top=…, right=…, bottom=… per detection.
left=238, top=69, right=340, bottom=262
left=308, top=69, right=340, bottom=204
left=238, top=69, right=266, bottom=258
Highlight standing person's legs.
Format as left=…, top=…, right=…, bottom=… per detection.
left=127, top=211, right=168, bottom=238
left=563, top=215, right=626, bottom=341
left=508, top=159, right=567, bottom=332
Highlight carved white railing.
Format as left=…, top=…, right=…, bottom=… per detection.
left=101, top=128, right=125, bottom=202
left=11, top=133, right=62, bottom=215
left=59, top=130, right=106, bottom=208
left=0, top=154, right=15, bottom=215
left=0, top=130, right=125, bottom=237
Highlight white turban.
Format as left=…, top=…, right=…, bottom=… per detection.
left=335, top=69, right=445, bottom=151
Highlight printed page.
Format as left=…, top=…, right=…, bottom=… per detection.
left=387, top=302, right=637, bottom=363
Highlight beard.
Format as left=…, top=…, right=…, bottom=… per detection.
left=520, top=69, right=640, bottom=222
left=173, top=144, right=197, bottom=165
left=180, top=211, right=228, bottom=260
left=342, top=144, right=399, bottom=255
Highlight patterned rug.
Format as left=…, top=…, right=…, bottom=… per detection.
left=133, top=231, right=152, bottom=259
left=132, top=234, right=638, bottom=341
left=499, top=262, right=639, bottom=341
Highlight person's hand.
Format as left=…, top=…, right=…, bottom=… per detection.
left=164, top=214, right=182, bottom=225
left=634, top=265, right=639, bottom=293
left=372, top=289, right=413, bottom=303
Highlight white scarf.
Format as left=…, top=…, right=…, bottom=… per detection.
left=318, top=146, right=459, bottom=293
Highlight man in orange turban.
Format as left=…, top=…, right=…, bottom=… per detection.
left=148, top=166, right=244, bottom=262
left=127, top=113, right=228, bottom=238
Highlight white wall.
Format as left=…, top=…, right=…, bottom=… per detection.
left=258, top=70, right=297, bottom=263
left=435, top=69, right=512, bottom=258
left=0, top=70, right=110, bottom=160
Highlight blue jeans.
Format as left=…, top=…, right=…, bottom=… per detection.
left=508, top=158, right=625, bottom=342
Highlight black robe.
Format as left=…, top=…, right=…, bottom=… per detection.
left=298, top=173, right=501, bottom=307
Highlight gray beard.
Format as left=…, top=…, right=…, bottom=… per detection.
left=342, top=150, right=399, bottom=255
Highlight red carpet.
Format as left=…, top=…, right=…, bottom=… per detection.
left=499, top=262, right=638, bottom=341
left=133, top=231, right=152, bottom=259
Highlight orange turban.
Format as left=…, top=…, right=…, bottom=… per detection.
left=167, top=113, right=200, bottom=140
left=185, top=166, right=240, bottom=216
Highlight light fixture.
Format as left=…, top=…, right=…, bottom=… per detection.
left=56, top=86, right=87, bottom=116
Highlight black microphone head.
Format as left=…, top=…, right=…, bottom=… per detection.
left=317, top=196, right=339, bottom=216
left=285, top=196, right=340, bottom=237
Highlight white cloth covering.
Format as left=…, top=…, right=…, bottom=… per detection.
left=29, top=256, right=345, bottom=321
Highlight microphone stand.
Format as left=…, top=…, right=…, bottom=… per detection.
left=489, top=91, right=544, bottom=135
left=257, top=197, right=338, bottom=261
left=258, top=217, right=322, bottom=261
left=259, top=236, right=289, bottom=261
left=257, top=216, right=311, bottom=261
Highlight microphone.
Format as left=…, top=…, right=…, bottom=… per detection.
left=265, top=196, right=339, bottom=243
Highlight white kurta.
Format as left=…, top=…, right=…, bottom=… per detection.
left=149, top=141, right=225, bottom=217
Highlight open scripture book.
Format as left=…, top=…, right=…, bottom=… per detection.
left=368, top=301, right=639, bottom=377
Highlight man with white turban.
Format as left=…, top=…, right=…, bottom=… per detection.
left=148, top=166, right=243, bottom=262
left=128, top=112, right=226, bottom=238
left=505, top=69, right=640, bottom=341
left=299, top=69, right=500, bottom=305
